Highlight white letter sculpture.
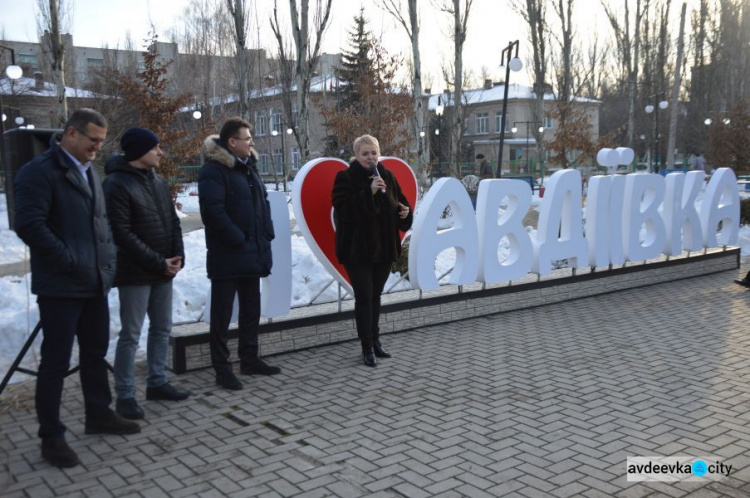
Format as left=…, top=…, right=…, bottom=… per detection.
left=476, top=179, right=533, bottom=283
left=700, top=167, right=740, bottom=247
left=532, top=169, right=589, bottom=275
left=409, top=177, right=479, bottom=290
left=663, top=171, right=704, bottom=255
left=623, top=173, right=667, bottom=261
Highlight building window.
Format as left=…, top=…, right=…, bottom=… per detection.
left=291, top=147, right=300, bottom=170
left=259, top=153, right=270, bottom=174
left=255, top=112, right=267, bottom=136
left=273, top=148, right=284, bottom=174
left=544, top=116, right=553, bottom=128
left=476, top=113, right=489, bottom=135
left=495, top=112, right=509, bottom=133
left=87, top=58, right=104, bottom=68
left=18, top=54, right=37, bottom=66
left=270, top=108, right=282, bottom=133
left=292, top=107, right=299, bottom=128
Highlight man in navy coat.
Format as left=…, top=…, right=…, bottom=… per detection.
left=14, top=108, right=140, bottom=468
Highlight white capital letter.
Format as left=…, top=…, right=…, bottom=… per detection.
left=477, top=179, right=533, bottom=283
left=409, top=178, right=479, bottom=290
left=700, top=167, right=740, bottom=247
left=663, top=171, right=704, bottom=255
left=623, top=173, right=666, bottom=261
left=532, top=169, right=588, bottom=275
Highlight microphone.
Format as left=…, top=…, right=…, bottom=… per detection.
left=370, top=161, right=386, bottom=193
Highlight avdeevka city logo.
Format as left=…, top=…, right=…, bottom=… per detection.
left=626, top=456, right=732, bottom=482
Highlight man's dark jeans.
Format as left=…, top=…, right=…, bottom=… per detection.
left=36, top=295, right=112, bottom=441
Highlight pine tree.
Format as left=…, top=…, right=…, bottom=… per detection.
left=319, top=11, right=412, bottom=159
left=334, top=8, right=375, bottom=114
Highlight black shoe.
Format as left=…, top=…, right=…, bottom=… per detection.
left=363, top=349, right=377, bottom=367
left=216, top=372, right=243, bottom=390
left=41, top=440, right=80, bottom=468
left=373, top=342, right=392, bottom=358
left=240, top=358, right=281, bottom=376
left=734, top=278, right=750, bottom=288
left=146, top=383, right=190, bottom=401
left=116, top=397, right=145, bottom=420
left=85, top=410, right=141, bottom=435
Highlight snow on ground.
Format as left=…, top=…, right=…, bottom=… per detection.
left=1, top=181, right=748, bottom=385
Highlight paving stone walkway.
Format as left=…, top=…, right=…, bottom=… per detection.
left=1, top=264, right=749, bottom=497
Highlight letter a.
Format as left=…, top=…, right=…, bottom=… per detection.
left=700, top=167, right=740, bottom=247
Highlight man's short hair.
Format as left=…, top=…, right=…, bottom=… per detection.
left=476, top=153, right=485, bottom=159
left=219, top=117, right=252, bottom=145
left=64, top=108, right=107, bottom=132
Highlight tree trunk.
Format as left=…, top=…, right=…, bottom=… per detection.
left=666, top=3, right=686, bottom=169
left=47, top=0, right=68, bottom=125
left=228, top=0, right=249, bottom=120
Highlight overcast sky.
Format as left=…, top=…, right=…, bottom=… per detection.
left=0, top=0, right=695, bottom=90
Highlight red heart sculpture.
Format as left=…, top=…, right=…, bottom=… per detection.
left=292, top=156, right=418, bottom=294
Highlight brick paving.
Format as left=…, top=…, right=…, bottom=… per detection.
left=1, top=263, right=749, bottom=497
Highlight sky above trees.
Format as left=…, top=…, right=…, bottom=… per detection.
left=0, top=0, right=701, bottom=92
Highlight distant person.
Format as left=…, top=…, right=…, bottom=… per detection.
left=103, top=127, right=190, bottom=421
left=332, top=135, right=413, bottom=367
left=476, top=153, right=493, bottom=180
left=14, top=108, right=140, bottom=469
left=199, top=117, right=280, bottom=391
left=692, top=152, right=707, bottom=172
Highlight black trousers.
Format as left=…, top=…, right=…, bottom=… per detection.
left=209, top=277, right=260, bottom=374
left=36, top=295, right=112, bottom=441
left=344, top=262, right=392, bottom=351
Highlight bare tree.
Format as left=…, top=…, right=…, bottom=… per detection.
left=271, top=0, right=333, bottom=162
left=227, top=0, right=251, bottom=119
left=434, top=0, right=474, bottom=177
left=378, top=0, right=426, bottom=169
left=665, top=2, right=686, bottom=168
left=513, top=0, right=548, bottom=175
left=174, top=0, right=235, bottom=121
left=602, top=0, right=644, bottom=147
left=37, top=0, right=70, bottom=125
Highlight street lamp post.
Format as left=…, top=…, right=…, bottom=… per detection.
left=496, top=40, right=523, bottom=179
left=271, top=125, right=293, bottom=192
left=1, top=44, right=23, bottom=172
left=645, top=92, right=668, bottom=173
left=435, top=96, right=444, bottom=177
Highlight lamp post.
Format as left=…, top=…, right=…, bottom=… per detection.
left=645, top=92, right=668, bottom=173
left=271, top=126, right=293, bottom=191
left=496, top=40, right=523, bottom=179
left=1, top=44, right=23, bottom=172
left=435, top=96, right=444, bottom=177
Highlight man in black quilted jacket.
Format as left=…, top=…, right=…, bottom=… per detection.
left=103, top=127, right=190, bottom=422
left=14, top=109, right=140, bottom=469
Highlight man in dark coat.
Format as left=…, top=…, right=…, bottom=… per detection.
left=198, top=117, right=279, bottom=390
left=14, top=108, right=140, bottom=469
left=476, top=153, right=493, bottom=180
left=103, top=127, right=190, bottom=421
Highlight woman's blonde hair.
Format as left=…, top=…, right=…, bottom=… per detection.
left=353, top=134, right=380, bottom=155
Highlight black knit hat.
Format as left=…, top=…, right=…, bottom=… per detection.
left=121, top=127, right=160, bottom=161
left=476, top=153, right=485, bottom=159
